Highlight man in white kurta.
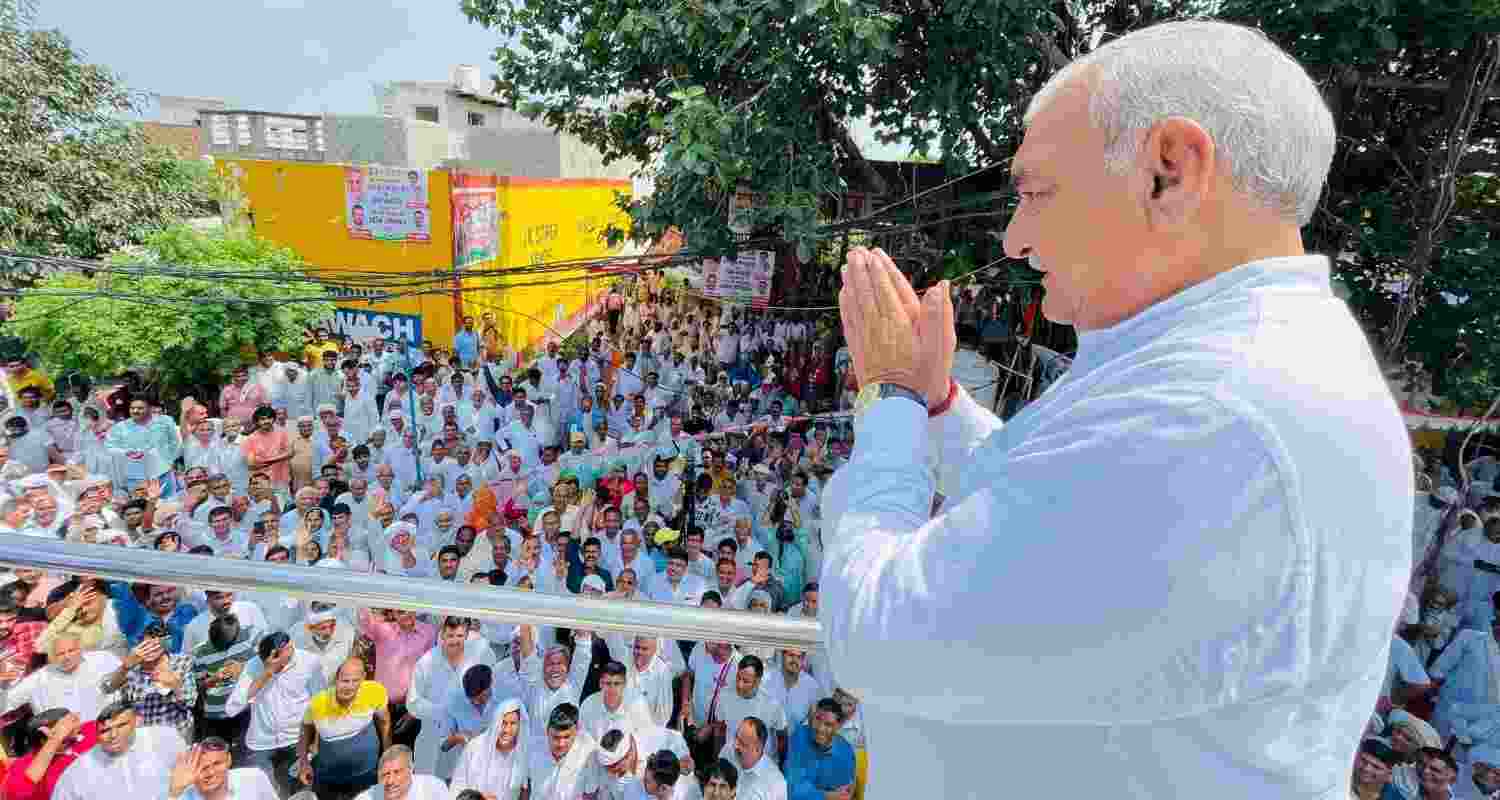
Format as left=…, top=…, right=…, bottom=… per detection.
left=822, top=20, right=1412, bottom=800
left=53, top=703, right=186, bottom=799
left=580, top=661, right=658, bottom=742
left=1431, top=621, right=1500, bottom=741
left=624, top=636, right=685, bottom=729
left=406, top=620, right=495, bottom=776
left=526, top=707, right=602, bottom=800
left=515, top=628, right=595, bottom=743
left=1, top=633, right=120, bottom=720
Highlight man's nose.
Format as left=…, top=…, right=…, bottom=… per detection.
left=1003, top=212, right=1034, bottom=261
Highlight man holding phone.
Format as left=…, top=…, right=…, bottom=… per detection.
left=192, top=614, right=260, bottom=753
left=103, top=621, right=197, bottom=743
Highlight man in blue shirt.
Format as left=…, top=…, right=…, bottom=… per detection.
left=453, top=316, right=480, bottom=369
left=784, top=698, right=855, bottom=800
left=110, top=582, right=199, bottom=654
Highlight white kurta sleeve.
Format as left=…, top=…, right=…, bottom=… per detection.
left=820, top=391, right=1297, bottom=725
left=927, top=386, right=1004, bottom=499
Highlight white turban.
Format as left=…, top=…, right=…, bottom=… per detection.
left=594, top=730, right=632, bottom=767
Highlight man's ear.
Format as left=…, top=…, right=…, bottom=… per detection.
left=1140, top=117, right=1216, bottom=231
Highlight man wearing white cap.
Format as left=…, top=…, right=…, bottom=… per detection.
left=595, top=728, right=695, bottom=800
left=450, top=698, right=529, bottom=799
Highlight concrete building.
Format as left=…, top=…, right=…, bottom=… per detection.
left=146, top=65, right=640, bottom=182
left=139, top=94, right=227, bottom=159
left=373, top=65, right=640, bottom=179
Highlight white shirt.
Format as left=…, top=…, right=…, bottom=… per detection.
left=762, top=668, right=827, bottom=733
left=579, top=692, right=657, bottom=742
left=53, top=725, right=186, bottom=800
left=724, top=750, right=786, bottom=800
left=599, top=727, right=695, bottom=800
left=820, top=257, right=1413, bottom=799
left=1, top=651, right=122, bottom=720
left=625, top=649, right=684, bottom=728
left=525, top=733, right=602, bottom=800
left=182, top=603, right=269, bottom=656
left=408, top=638, right=497, bottom=773
left=687, top=646, right=742, bottom=726
left=713, top=686, right=788, bottom=751
left=168, top=767, right=279, bottom=800
left=353, top=774, right=451, bottom=800
left=224, top=648, right=324, bottom=752
left=648, top=573, right=706, bottom=607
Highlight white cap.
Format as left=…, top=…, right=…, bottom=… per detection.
left=595, top=730, right=632, bottom=767
left=581, top=575, right=607, bottom=593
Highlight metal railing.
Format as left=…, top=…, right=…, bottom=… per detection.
left=0, top=535, right=821, bottom=652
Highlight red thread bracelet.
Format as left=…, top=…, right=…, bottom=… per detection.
left=928, top=377, right=958, bottom=418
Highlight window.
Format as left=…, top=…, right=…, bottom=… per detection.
left=467, top=111, right=485, bottom=127
left=413, top=105, right=440, bottom=123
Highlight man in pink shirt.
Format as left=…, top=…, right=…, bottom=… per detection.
left=357, top=607, right=436, bottom=751
left=240, top=407, right=293, bottom=489
left=219, top=365, right=268, bottom=427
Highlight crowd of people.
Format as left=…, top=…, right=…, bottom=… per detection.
left=1356, top=451, right=1500, bottom=800
left=0, top=276, right=872, bottom=800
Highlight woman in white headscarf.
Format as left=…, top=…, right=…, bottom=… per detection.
left=380, top=521, right=435, bottom=578
left=449, top=698, right=529, bottom=799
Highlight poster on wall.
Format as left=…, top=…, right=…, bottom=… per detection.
left=345, top=165, right=431, bottom=243
left=450, top=172, right=499, bottom=267
left=701, top=251, right=774, bottom=308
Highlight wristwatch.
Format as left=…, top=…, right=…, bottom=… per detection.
left=854, top=382, right=928, bottom=419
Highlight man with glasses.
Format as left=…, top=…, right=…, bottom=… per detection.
left=164, top=737, right=278, bottom=800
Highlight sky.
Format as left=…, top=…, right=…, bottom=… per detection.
left=36, top=0, right=505, bottom=115
left=35, top=0, right=914, bottom=159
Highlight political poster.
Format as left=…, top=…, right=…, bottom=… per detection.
left=345, top=165, right=431, bottom=243
left=702, top=251, right=774, bottom=308
left=451, top=171, right=499, bottom=268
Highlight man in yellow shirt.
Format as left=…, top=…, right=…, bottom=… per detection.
left=298, top=657, right=390, bottom=800
left=3, top=355, right=54, bottom=405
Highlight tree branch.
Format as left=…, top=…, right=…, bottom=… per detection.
left=965, top=121, right=1002, bottom=164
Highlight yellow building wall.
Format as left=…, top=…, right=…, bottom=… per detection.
left=462, top=177, right=630, bottom=360
left=221, top=158, right=463, bottom=348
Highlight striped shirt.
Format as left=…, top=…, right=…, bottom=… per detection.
left=192, top=625, right=260, bottom=719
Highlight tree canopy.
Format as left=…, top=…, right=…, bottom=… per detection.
left=0, top=0, right=211, bottom=262
left=461, top=0, right=1062, bottom=262
left=8, top=225, right=334, bottom=392
left=1218, top=1, right=1500, bottom=408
